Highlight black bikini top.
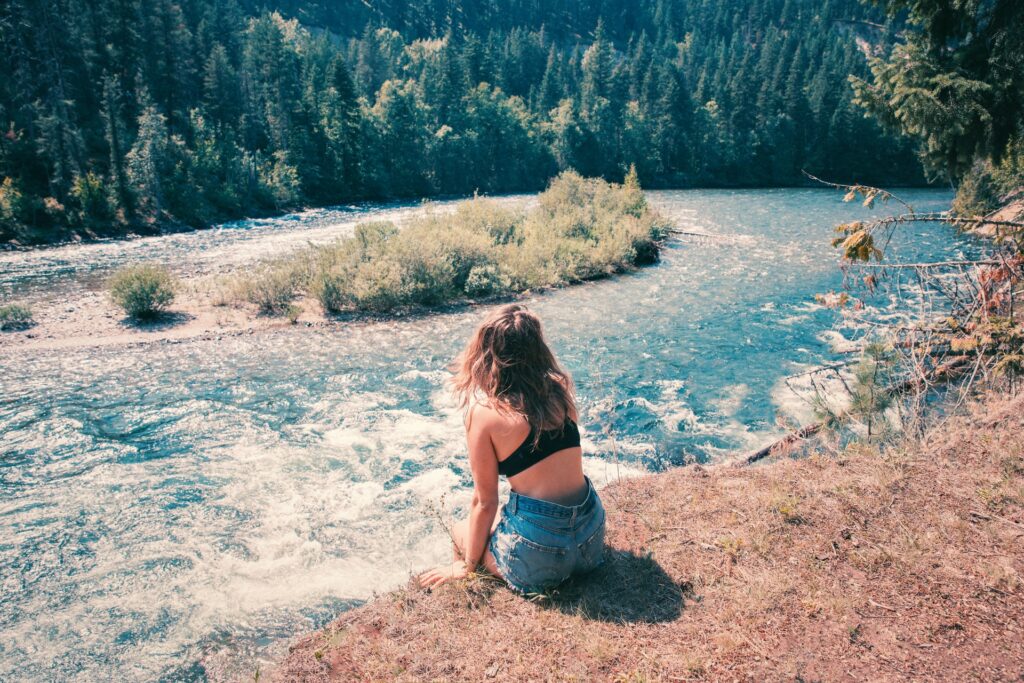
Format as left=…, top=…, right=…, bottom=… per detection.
left=496, top=419, right=581, bottom=478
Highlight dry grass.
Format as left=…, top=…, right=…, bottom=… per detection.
left=272, top=392, right=1024, bottom=682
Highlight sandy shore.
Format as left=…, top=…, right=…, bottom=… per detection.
left=0, top=287, right=334, bottom=352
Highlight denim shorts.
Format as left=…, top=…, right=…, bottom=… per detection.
left=488, top=477, right=606, bottom=594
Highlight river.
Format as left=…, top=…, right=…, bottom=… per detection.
left=0, top=188, right=976, bottom=681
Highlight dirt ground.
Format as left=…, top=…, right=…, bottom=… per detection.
left=269, top=392, right=1024, bottom=682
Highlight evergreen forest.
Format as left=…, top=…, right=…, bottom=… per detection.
left=0, top=0, right=928, bottom=243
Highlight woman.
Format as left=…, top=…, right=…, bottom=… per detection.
left=418, top=304, right=605, bottom=594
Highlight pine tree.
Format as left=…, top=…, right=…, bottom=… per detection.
left=203, top=43, right=242, bottom=127
left=101, top=73, right=134, bottom=220
left=126, top=90, right=170, bottom=218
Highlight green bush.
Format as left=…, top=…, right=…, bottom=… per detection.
left=0, top=303, right=33, bottom=331
left=236, top=261, right=304, bottom=315
left=108, top=264, right=177, bottom=319
left=237, top=171, right=669, bottom=316
left=464, top=263, right=511, bottom=296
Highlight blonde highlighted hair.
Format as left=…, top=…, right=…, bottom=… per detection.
left=451, top=304, right=576, bottom=438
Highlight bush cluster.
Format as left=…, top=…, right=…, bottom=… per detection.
left=235, top=171, right=669, bottom=316
left=108, top=264, right=177, bottom=319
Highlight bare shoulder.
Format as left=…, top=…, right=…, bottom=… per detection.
left=466, top=402, right=526, bottom=436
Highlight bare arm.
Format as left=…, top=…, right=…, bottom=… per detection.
left=417, top=405, right=500, bottom=588
left=461, top=406, right=500, bottom=569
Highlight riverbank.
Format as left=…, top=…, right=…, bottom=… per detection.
left=269, top=390, right=1024, bottom=681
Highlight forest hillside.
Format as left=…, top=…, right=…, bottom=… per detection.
left=0, top=0, right=924, bottom=244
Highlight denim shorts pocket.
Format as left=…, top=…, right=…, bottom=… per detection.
left=505, top=533, right=570, bottom=592
left=575, top=521, right=606, bottom=574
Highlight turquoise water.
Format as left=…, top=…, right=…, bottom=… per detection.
left=0, top=189, right=973, bottom=681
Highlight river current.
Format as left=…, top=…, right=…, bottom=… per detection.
left=0, top=188, right=973, bottom=680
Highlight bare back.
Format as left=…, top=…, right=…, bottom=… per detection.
left=469, top=403, right=587, bottom=505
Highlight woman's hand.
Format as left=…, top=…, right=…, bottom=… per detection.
left=417, top=560, right=471, bottom=589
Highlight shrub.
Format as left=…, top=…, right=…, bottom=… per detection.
left=352, top=221, right=399, bottom=252
left=108, top=264, right=176, bottom=319
left=0, top=303, right=33, bottom=331
left=235, top=171, right=669, bottom=316
left=0, top=177, right=30, bottom=239
left=311, top=269, right=350, bottom=313
left=464, top=263, right=511, bottom=296
left=236, top=262, right=303, bottom=315
left=343, top=259, right=407, bottom=311
left=450, top=197, right=522, bottom=245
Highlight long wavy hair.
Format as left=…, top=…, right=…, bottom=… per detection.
left=451, top=304, right=576, bottom=439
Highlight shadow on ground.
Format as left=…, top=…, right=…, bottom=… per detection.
left=120, top=310, right=194, bottom=330
left=545, top=548, right=687, bottom=623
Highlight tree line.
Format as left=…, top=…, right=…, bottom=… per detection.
left=0, top=0, right=926, bottom=244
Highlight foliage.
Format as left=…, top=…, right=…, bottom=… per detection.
left=838, top=1, right=1024, bottom=409
left=847, top=342, right=895, bottom=438
left=951, top=138, right=1024, bottom=218
left=0, top=0, right=926, bottom=244
left=0, top=177, right=31, bottom=239
left=0, top=303, right=33, bottom=331
left=852, top=0, right=1024, bottom=180
left=107, top=264, right=177, bottom=319
left=811, top=176, right=1024, bottom=440
left=464, top=264, right=511, bottom=297
left=234, top=261, right=305, bottom=315
left=70, top=172, right=115, bottom=229
left=242, top=172, right=668, bottom=315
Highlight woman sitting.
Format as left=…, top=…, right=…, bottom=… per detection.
left=418, top=304, right=606, bottom=594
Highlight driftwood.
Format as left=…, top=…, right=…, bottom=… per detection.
left=741, top=422, right=825, bottom=465
left=666, top=228, right=722, bottom=239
